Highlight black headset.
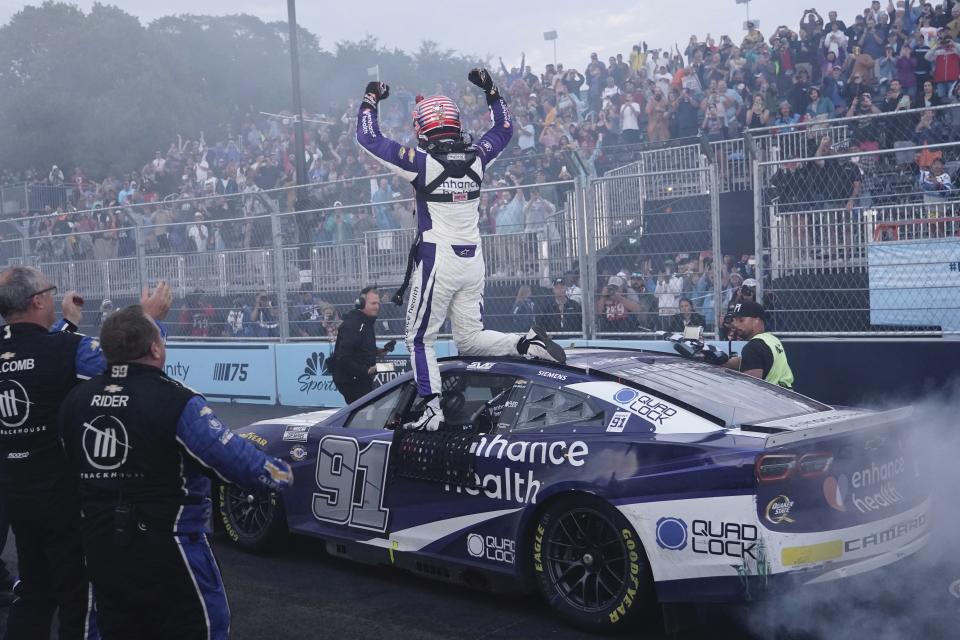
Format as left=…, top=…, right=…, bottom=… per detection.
left=356, top=285, right=376, bottom=310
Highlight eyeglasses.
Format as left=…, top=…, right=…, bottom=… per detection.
left=29, top=286, right=57, bottom=299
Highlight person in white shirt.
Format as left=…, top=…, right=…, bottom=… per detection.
left=601, top=77, right=621, bottom=110
left=517, top=117, right=536, bottom=153
left=620, top=98, right=642, bottom=143
left=655, top=261, right=684, bottom=326
left=187, top=212, right=209, bottom=252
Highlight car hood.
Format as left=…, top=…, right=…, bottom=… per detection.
left=250, top=408, right=340, bottom=427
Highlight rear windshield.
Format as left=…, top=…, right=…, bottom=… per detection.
left=612, top=360, right=829, bottom=426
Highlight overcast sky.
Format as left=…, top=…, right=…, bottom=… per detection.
left=1, top=0, right=877, bottom=70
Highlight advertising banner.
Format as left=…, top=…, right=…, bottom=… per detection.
left=275, top=342, right=452, bottom=407
left=164, top=343, right=276, bottom=404
left=869, top=239, right=960, bottom=331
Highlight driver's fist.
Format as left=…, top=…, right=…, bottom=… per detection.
left=468, top=68, right=494, bottom=92
left=362, top=81, right=390, bottom=110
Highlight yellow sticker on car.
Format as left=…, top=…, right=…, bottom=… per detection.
left=781, top=540, right=843, bottom=566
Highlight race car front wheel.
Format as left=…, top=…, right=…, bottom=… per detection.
left=218, top=484, right=288, bottom=553
left=531, top=496, right=655, bottom=634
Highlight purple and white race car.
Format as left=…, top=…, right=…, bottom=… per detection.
left=219, top=348, right=929, bottom=633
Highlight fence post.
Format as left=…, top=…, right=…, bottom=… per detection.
left=134, top=222, right=148, bottom=295
left=710, top=164, right=723, bottom=339
left=752, top=160, right=765, bottom=303
left=270, top=210, right=290, bottom=341
left=576, top=177, right=597, bottom=340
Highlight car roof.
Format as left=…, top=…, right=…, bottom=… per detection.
left=441, top=347, right=829, bottom=427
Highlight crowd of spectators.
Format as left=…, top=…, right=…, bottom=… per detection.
left=4, top=1, right=960, bottom=252
left=3, top=0, right=960, bottom=338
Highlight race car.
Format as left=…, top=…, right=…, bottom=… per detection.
left=219, top=348, right=929, bottom=633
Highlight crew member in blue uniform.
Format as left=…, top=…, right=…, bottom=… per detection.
left=0, top=265, right=169, bottom=640
left=60, top=304, right=293, bottom=640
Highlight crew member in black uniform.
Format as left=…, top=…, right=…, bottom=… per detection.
left=59, top=304, right=294, bottom=640
left=332, top=286, right=395, bottom=404
left=0, top=266, right=170, bottom=639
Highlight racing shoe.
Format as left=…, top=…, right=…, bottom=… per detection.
left=518, top=326, right=567, bottom=364
left=404, top=396, right=444, bottom=432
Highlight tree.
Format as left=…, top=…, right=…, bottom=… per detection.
left=0, top=3, right=489, bottom=179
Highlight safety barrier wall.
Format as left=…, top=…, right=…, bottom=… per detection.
left=172, top=338, right=740, bottom=408
left=167, top=338, right=960, bottom=413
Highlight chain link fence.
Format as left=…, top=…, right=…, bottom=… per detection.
left=755, top=132, right=960, bottom=335
left=588, top=165, right=722, bottom=338
left=3, top=103, right=958, bottom=340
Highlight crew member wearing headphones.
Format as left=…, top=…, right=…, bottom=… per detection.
left=331, top=286, right=395, bottom=403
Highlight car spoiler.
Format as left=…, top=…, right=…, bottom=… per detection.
left=754, top=406, right=913, bottom=449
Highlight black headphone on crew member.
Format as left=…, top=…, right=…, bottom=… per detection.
left=355, top=285, right=377, bottom=310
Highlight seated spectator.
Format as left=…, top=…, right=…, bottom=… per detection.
left=225, top=297, right=251, bottom=337
left=655, top=262, right=684, bottom=325
left=914, top=79, right=943, bottom=108
left=744, top=95, right=770, bottom=129
left=537, top=278, right=583, bottom=335
left=692, top=268, right=716, bottom=329
left=596, top=275, right=641, bottom=333
left=914, top=109, right=951, bottom=144
left=668, top=297, right=707, bottom=333
left=178, top=291, right=215, bottom=337
left=249, top=292, right=279, bottom=338
left=319, top=304, right=341, bottom=338
left=920, top=158, right=956, bottom=205
left=564, top=270, right=582, bottom=305
left=292, top=289, right=323, bottom=337
left=625, top=273, right=659, bottom=330
left=702, top=105, right=726, bottom=142
left=511, top=285, right=537, bottom=331
left=772, top=101, right=801, bottom=132
left=187, top=212, right=209, bottom=252
left=804, top=87, right=834, bottom=119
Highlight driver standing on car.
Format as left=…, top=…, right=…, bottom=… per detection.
left=59, top=304, right=294, bottom=640
left=720, top=300, right=794, bottom=388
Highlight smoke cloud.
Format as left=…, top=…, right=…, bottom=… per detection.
left=725, top=379, right=960, bottom=639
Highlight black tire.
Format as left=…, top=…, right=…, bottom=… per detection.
left=218, top=484, right=288, bottom=553
left=531, top=495, right=655, bottom=634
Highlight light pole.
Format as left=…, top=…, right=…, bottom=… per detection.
left=544, top=30, right=558, bottom=68
left=735, top=0, right=754, bottom=30
left=287, top=0, right=308, bottom=192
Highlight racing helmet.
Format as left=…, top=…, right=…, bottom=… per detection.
left=413, top=95, right=462, bottom=144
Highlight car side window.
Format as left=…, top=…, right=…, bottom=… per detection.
left=343, top=382, right=411, bottom=430
left=513, top=384, right=605, bottom=433
left=438, top=372, right=519, bottom=428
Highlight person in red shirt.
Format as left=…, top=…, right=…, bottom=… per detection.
left=177, top=291, right=215, bottom=337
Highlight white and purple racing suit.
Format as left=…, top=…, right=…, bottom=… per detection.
left=356, top=95, right=520, bottom=397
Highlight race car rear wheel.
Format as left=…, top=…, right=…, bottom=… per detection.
left=531, top=496, right=655, bottom=634
left=218, top=484, right=287, bottom=553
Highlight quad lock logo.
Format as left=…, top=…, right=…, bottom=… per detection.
left=466, top=533, right=515, bottom=564
left=656, top=517, right=760, bottom=560
left=612, top=388, right=677, bottom=424
left=298, top=353, right=337, bottom=394
left=823, top=456, right=908, bottom=514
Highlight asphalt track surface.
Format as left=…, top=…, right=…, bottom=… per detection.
left=0, top=402, right=957, bottom=639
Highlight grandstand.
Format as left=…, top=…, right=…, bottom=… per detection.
left=2, top=0, right=959, bottom=339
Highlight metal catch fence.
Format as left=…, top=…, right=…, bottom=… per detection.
left=755, top=138, right=960, bottom=335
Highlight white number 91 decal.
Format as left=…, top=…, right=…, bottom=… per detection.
left=312, top=435, right=391, bottom=533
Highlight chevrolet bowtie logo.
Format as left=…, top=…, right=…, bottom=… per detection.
left=0, top=352, right=13, bottom=360
left=104, top=385, right=123, bottom=393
